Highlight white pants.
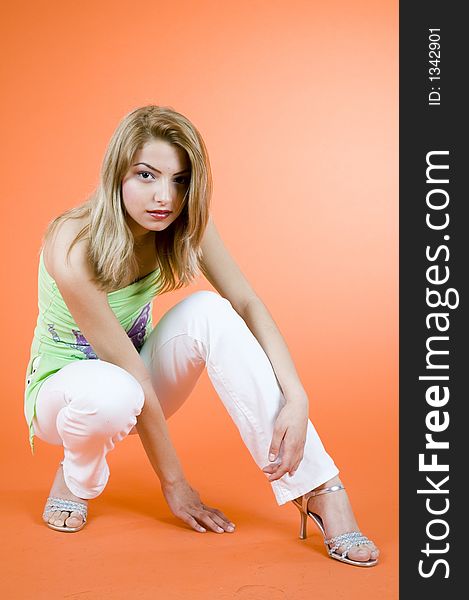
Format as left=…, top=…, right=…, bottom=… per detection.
left=33, top=290, right=339, bottom=504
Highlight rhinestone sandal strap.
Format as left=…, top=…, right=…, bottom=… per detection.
left=43, top=497, right=88, bottom=521
left=325, top=531, right=374, bottom=559
left=326, top=531, right=364, bottom=545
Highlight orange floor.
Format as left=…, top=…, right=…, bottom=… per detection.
left=3, top=374, right=397, bottom=600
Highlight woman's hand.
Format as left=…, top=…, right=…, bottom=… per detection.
left=161, top=478, right=236, bottom=534
left=262, top=400, right=309, bottom=482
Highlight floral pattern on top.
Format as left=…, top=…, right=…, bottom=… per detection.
left=46, top=303, right=151, bottom=359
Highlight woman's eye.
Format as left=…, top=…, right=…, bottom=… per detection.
left=137, top=171, right=154, bottom=180
left=137, top=171, right=189, bottom=185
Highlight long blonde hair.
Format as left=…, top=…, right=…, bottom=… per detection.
left=43, top=105, right=212, bottom=294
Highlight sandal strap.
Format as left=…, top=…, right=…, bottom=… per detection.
left=309, top=484, right=344, bottom=497
left=301, top=483, right=345, bottom=512
left=43, top=496, right=88, bottom=522
left=325, top=531, right=374, bottom=559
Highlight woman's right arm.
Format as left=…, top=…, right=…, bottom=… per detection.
left=49, top=238, right=186, bottom=486
left=48, top=236, right=234, bottom=533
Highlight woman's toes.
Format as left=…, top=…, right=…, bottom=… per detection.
left=50, top=510, right=64, bottom=525
left=54, top=511, right=70, bottom=526
left=48, top=510, right=62, bottom=525
left=45, top=508, right=84, bottom=528
left=64, top=512, right=83, bottom=528
left=347, top=545, right=373, bottom=562
left=367, top=542, right=380, bottom=559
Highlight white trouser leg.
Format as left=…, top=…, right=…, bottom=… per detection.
left=138, top=290, right=339, bottom=505
left=33, top=360, right=145, bottom=499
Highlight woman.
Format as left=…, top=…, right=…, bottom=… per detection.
left=24, top=105, right=379, bottom=567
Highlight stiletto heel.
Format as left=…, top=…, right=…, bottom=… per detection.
left=296, top=504, right=308, bottom=539
left=291, top=483, right=378, bottom=567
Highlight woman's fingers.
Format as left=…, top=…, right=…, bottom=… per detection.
left=196, top=509, right=230, bottom=533
left=162, top=480, right=236, bottom=534
left=181, top=507, right=235, bottom=533
left=268, top=464, right=290, bottom=482
left=263, top=453, right=299, bottom=481
left=204, top=506, right=236, bottom=531
left=263, top=436, right=305, bottom=480
left=289, top=456, right=303, bottom=475
left=263, top=463, right=288, bottom=481
left=204, top=511, right=234, bottom=533
left=181, top=512, right=207, bottom=533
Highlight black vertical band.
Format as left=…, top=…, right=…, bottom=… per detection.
left=400, top=1, right=464, bottom=595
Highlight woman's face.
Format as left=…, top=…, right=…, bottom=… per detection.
left=121, top=138, right=191, bottom=243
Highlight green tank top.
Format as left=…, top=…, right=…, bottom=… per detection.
left=24, top=248, right=160, bottom=455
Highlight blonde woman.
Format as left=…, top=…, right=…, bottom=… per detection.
left=24, top=105, right=379, bottom=567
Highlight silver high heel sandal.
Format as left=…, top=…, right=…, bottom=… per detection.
left=291, top=483, right=378, bottom=567
left=42, top=460, right=88, bottom=533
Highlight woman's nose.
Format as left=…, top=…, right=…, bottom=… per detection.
left=154, top=178, right=171, bottom=201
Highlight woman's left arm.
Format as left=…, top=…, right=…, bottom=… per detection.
left=200, top=216, right=310, bottom=481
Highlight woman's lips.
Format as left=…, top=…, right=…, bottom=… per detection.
left=148, top=210, right=171, bottom=220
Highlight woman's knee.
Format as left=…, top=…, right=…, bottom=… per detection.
left=187, top=290, right=232, bottom=313
left=98, top=369, right=144, bottom=430
left=179, top=291, right=236, bottom=329
left=140, top=290, right=238, bottom=363
left=57, top=360, right=145, bottom=436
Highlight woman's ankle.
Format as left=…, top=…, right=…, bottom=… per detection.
left=313, top=474, right=341, bottom=492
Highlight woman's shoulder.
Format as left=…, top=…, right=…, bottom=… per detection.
left=43, top=216, right=89, bottom=281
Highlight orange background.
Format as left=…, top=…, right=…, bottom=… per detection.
left=0, top=1, right=398, bottom=598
